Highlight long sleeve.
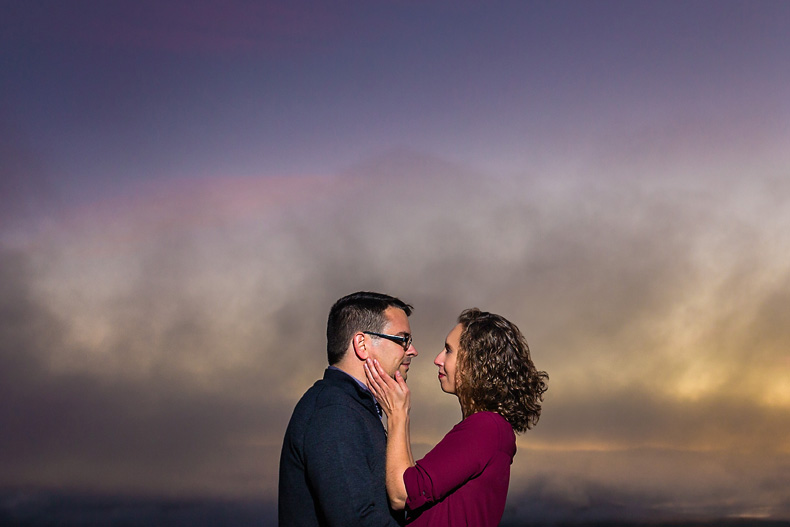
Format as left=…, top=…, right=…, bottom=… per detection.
left=402, top=412, right=516, bottom=527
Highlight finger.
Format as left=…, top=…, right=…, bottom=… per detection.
left=368, top=359, right=387, bottom=387
left=366, top=359, right=383, bottom=383
left=364, top=360, right=376, bottom=379
left=364, top=362, right=384, bottom=396
left=363, top=362, right=376, bottom=387
left=367, top=358, right=380, bottom=378
left=373, top=360, right=397, bottom=387
left=395, top=370, right=407, bottom=389
left=395, top=371, right=410, bottom=392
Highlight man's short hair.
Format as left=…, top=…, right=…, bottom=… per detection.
left=326, top=292, right=413, bottom=365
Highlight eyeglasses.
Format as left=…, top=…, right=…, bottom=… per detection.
left=363, top=331, right=413, bottom=351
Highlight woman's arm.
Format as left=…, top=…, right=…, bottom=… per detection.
left=364, top=359, right=414, bottom=509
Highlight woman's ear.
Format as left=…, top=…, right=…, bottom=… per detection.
left=352, top=332, right=369, bottom=361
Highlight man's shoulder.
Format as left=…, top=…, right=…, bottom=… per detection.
left=286, top=377, right=384, bottom=455
left=300, top=375, right=353, bottom=402
left=292, top=376, right=371, bottom=420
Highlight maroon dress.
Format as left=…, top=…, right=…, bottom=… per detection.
left=403, top=411, right=516, bottom=526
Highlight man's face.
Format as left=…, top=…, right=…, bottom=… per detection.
left=368, top=307, right=412, bottom=378
left=398, top=333, right=418, bottom=380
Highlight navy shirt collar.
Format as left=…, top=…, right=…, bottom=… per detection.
left=327, top=365, right=382, bottom=418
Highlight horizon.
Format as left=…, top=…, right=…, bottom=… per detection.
left=3, top=489, right=790, bottom=527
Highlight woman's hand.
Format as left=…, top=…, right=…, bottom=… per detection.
left=364, top=358, right=410, bottom=419
left=365, top=358, right=414, bottom=509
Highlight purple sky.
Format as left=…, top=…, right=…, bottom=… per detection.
left=2, top=1, right=790, bottom=525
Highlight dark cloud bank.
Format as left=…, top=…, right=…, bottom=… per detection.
left=2, top=490, right=790, bottom=527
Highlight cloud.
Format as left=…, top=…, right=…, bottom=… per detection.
left=503, top=448, right=790, bottom=525
left=2, top=142, right=789, bottom=521
left=0, top=246, right=287, bottom=498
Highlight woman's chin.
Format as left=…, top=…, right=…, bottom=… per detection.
left=438, top=383, right=456, bottom=395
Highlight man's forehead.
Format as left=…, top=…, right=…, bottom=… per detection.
left=383, top=307, right=410, bottom=331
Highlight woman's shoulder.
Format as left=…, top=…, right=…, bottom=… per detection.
left=464, top=410, right=511, bottom=427
left=455, top=412, right=515, bottom=447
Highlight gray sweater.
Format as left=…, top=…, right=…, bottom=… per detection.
left=278, top=367, right=402, bottom=527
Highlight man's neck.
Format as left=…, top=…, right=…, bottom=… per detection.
left=330, top=362, right=367, bottom=387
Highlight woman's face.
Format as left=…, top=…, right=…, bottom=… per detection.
left=434, top=323, right=463, bottom=394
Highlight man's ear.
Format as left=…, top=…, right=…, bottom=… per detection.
left=352, top=332, right=369, bottom=361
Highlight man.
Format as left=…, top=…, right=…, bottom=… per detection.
left=398, top=331, right=419, bottom=380
left=279, top=291, right=418, bottom=527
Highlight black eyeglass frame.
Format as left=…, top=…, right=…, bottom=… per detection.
left=363, top=331, right=412, bottom=351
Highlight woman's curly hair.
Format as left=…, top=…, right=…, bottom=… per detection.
left=456, top=308, right=548, bottom=433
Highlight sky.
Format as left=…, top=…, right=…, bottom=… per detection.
left=2, top=1, right=790, bottom=525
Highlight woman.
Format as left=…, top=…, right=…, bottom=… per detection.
left=365, top=308, right=548, bottom=526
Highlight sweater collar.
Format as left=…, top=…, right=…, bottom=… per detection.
left=324, top=366, right=382, bottom=419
